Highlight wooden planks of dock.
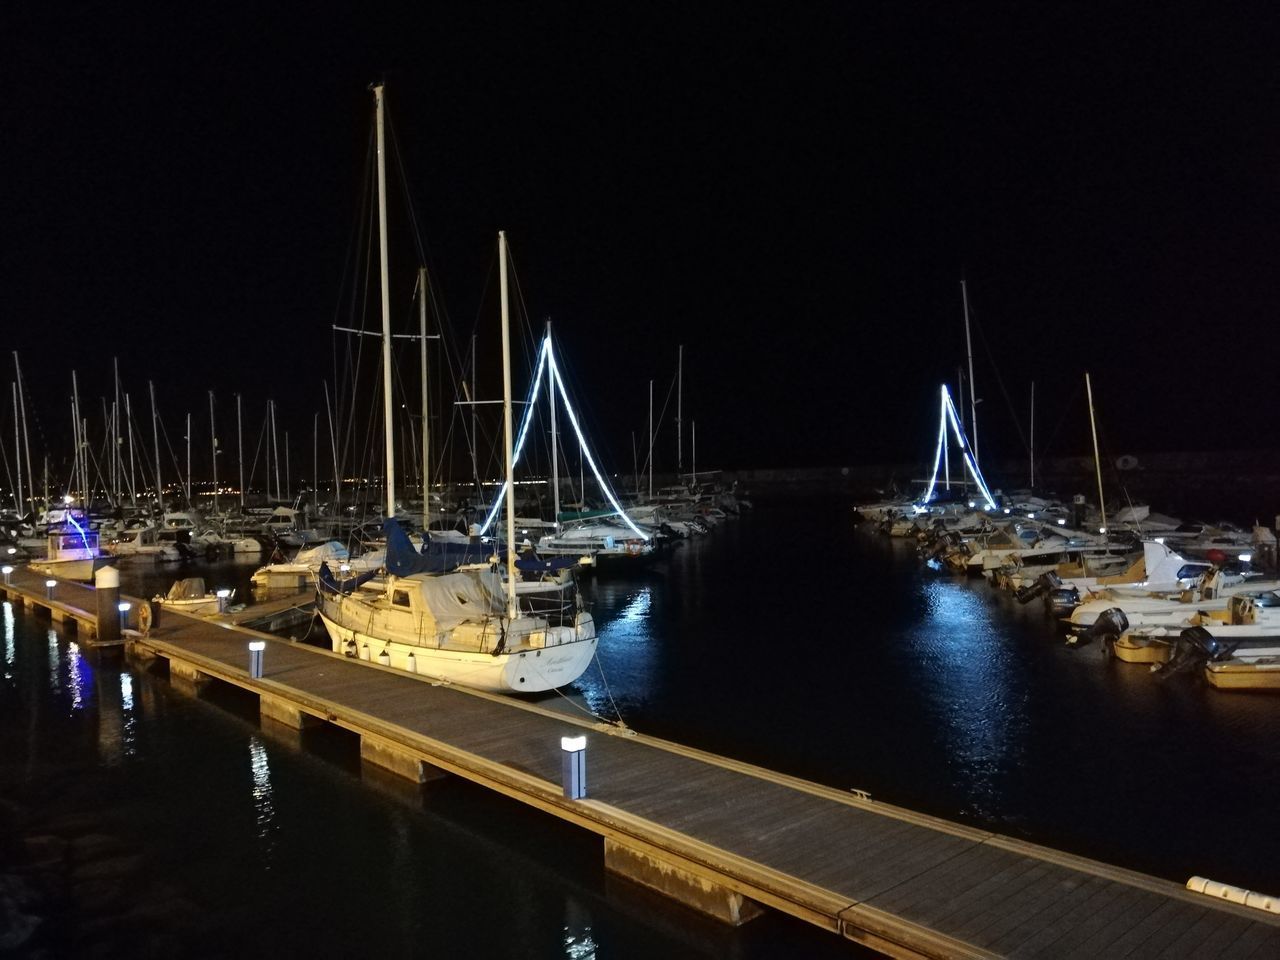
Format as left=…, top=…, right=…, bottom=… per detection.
left=8, top=566, right=1278, bottom=958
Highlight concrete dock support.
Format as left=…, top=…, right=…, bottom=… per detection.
left=359, top=736, right=447, bottom=784
left=259, top=694, right=320, bottom=730
left=95, top=566, right=121, bottom=643
left=604, top=837, right=764, bottom=926
left=168, top=658, right=211, bottom=695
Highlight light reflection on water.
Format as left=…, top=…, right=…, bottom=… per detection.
left=248, top=735, right=277, bottom=865
left=575, top=586, right=653, bottom=717
left=46, top=629, right=60, bottom=694
left=907, top=578, right=1024, bottom=819
left=3, top=601, right=13, bottom=678
left=67, top=641, right=91, bottom=711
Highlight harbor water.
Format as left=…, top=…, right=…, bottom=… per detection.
left=3, top=500, right=1279, bottom=956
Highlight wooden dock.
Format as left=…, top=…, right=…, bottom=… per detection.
left=5, top=567, right=1279, bottom=957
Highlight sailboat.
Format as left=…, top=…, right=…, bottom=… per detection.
left=314, top=86, right=597, bottom=694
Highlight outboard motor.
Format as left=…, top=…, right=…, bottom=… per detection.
left=1047, top=584, right=1082, bottom=616
left=1016, top=571, right=1062, bottom=605
left=1066, top=607, right=1128, bottom=648
left=1152, top=625, right=1241, bottom=679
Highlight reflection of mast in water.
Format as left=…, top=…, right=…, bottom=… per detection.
left=3, top=601, right=14, bottom=677
left=95, top=660, right=125, bottom=766
left=47, top=629, right=60, bottom=695
left=248, top=736, right=277, bottom=864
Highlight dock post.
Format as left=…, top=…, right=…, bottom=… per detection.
left=248, top=641, right=265, bottom=678
left=95, top=566, right=121, bottom=643
left=1, top=564, right=11, bottom=585
left=561, top=735, right=587, bottom=799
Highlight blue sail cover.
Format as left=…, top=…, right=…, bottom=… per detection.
left=316, top=561, right=380, bottom=595
left=384, top=518, right=493, bottom=575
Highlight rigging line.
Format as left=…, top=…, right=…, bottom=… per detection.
left=968, top=300, right=1030, bottom=456
left=591, top=650, right=627, bottom=728
left=1033, top=378, right=1084, bottom=467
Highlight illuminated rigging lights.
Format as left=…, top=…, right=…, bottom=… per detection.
left=919, top=385, right=997, bottom=511
left=479, top=335, right=649, bottom=540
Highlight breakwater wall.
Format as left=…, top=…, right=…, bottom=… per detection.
left=718, top=450, right=1280, bottom=524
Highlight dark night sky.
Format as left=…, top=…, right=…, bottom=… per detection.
left=4, top=2, right=1280, bottom=489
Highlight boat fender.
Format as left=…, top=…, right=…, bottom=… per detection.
left=360, top=643, right=370, bottom=661
left=343, top=638, right=358, bottom=658
left=377, top=648, right=391, bottom=667
left=406, top=652, right=417, bottom=674
left=137, top=602, right=153, bottom=635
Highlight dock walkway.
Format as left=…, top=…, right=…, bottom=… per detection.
left=5, top=567, right=1279, bottom=957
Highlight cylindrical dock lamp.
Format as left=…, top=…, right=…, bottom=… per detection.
left=45, top=579, right=57, bottom=601
left=248, top=640, right=265, bottom=679
left=216, top=588, right=231, bottom=613
left=117, top=601, right=131, bottom=631
left=561, top=735, right=587, bottom=799
left=2, top=565, right=12, bottom=585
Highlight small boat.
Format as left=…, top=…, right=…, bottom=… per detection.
left=154, top=577, right=233, bottom=617
left=28, top=512, right=107, bottom=581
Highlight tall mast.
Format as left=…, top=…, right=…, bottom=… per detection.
left=647, top=379, right=653, bottom=500
left=113, top=358, right=121, bottom=504
left=149, top=381, right=161, bottom=510
left=1029, top=381, right=1035, bottom=490
left=11, top=385, right=21, bottom=514
left=373, top=83, right=396, bottom=522
left=961, top=280, right=979, bottom=463
left=185, top=412, right=192, bottom=506
left=418, top=265, right=430, bottom=531
left=125, top=393, right=137, bottom=507
left=471, top=333, right=480, bottom=497
left=269, top=399, right=279, bottom=501
left=692, top=420, right=697, bottom=484
left=14, top=354, right=34, bottom=513
left=1085, top=373, right=1107, bottom=534
left=236, top=394, right=244, bottom=512
left=548, top=321, right=560, bottom=532
left=69, top=399, right=79, bottom=504
left=72, top=372, right=83, bottom=503
left=323, top=383, right=339, bottom=517
left=208, top=391, right=218, bottom=515
left=285, top=430, right=290, bottom=504
left=677, top=344, right=683, bottom=479
left=313, top=413, right=319, bottom=511
left=498, top=230, right=518, bottom=621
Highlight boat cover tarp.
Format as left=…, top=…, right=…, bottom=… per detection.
left=317, top=561, right=380, bottom=595
left=415, top=569, right=505, bottom=630
left=295, top=541, right=349, bottom=565
left=384, top=518, right=488, bottom=575
left=166, top=578, right=207, bottom=600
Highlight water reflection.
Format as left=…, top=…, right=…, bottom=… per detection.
left=47, top=629, right=60, bottom=695
left=908, top=577, right=1024, bottom=818
left=562, top=898, right=596, bottom=959
left=3, top=601, right=13, bottom=679
left=576, top=587, right=653, bottom=716
left=67, top=641, right=92, bottom=711
left=248, top=735, right=278, bottom=865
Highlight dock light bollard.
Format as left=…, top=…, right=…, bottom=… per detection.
left=248, top=641, right=265, bottom=679
left=561, top=735, right=587, bottom=799
left=45, top=579, right=57, bottom=600
left=2, top=565, right=12, bottom=585
left=215, top=588, right=231, bottom=613
left=117, top=601, right=131, bottom=631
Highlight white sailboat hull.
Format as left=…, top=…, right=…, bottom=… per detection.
left=317, top=609, right=597, bottom=693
